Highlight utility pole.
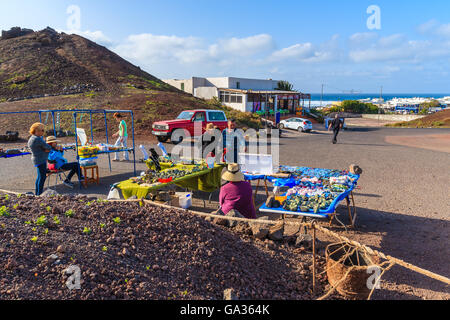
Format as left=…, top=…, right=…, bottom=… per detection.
left=320, top=84, right=324, bottom=107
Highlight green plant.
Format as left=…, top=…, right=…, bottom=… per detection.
left=0, top=206, right=10, bottom=217
left=46, top=206, right=52, bottom=212
left=65, top=209, right=74, bottom=217
left=113, top=217, right=121, bottom=224
left=83, top=227, right=92, bottom=235
left=44, top=228, right=49, bottom=235
left=13, top=204, right=19, bottom=210
left=102, top=246, right=108, bottom=252
left=53, top=216, right=61, bottom=225
left=25, top=220, right=31, bottom=225
left=31, top=236, right=38, bottom=242
left=4, top=194, right=9, bottom=201
left=100, top=223, right=106, bottom=229
left=35, top=215, right=48, bottom=226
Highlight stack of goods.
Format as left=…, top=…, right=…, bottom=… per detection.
left=270, top=166, right=359, bottom=214
left=78, top=146, right=99, bottom=167
left=283, top=193, right=336, bottom=214
left=133, top=163, right=208, bottom=187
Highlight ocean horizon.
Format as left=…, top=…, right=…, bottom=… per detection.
left=307, top=93, right=450, bottom=107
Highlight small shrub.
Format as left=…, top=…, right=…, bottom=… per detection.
left=35, top=215, right=48, bottom=226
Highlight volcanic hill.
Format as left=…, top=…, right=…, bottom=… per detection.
left=0, top=27, right=260, bottom=137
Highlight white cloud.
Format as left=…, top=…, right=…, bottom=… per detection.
left=212, top=34, right=275, bottom=57
left=436, top=23, right=450, bottom=37
left=417, top=19, right=439, bottom=34
left=270, top=43, right=315, bottom=60
left=349, top=32, right=378, bottom=44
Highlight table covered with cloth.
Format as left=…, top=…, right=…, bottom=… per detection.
left=117, top=163, right=225, bottom=200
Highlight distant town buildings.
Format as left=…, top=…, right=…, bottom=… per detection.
left=163, top=76, right=311, bottom=114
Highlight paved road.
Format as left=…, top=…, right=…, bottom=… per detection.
left=1, top=124, right=449, bottom=299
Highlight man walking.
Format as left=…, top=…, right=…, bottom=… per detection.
left=329, top=114, right=343, bottom=144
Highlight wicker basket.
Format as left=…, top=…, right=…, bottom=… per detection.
left=326, top=242, right=379, bottom=300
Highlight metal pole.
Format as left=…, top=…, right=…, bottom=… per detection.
left=131, top=111, right=136, bottom=176
left=73, top=112, right=82, bottom=189
left=104, top=111, right=112, bottom=173
left=320, top=84, right=324, bottom=107
left=90, top=112, right=94, bottom=143
left=51, top=111, right=56, bottom=137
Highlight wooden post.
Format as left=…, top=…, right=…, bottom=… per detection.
left=312, top=224, right=316, bottom=294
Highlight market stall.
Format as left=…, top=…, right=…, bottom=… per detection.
left=0, top=109, right=137, bottom=187
left=245, top=165, right=360, bottom=228
left=117, top=159, right=225, bottom=200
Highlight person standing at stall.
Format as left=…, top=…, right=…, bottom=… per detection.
left=28, top=123, right=51, bottom=196
left=329, top=114, right=343, bottom=144
left=112, top=113, right=130, bottom=161
left=222, top=119, right=246, bottom=163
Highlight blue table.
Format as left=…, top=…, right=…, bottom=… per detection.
left=245, top=167, right=359, bottom=228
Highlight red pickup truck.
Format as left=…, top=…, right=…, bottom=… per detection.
left=152, top=109, right=228, bottom=143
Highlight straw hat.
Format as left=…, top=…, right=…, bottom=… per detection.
left=46, top=136, right=60, bottom=144
left=222, top=163, right=244, bottom=182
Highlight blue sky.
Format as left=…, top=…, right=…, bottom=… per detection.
left=1, top=0, right=450, bottom=93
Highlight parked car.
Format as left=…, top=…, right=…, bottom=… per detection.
left=278, top=118, right=313, bottom=133
left=152, top=109, right=228, bottom=144
left=324, top=117, right=347, bottom=130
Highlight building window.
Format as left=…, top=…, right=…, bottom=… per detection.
left=219, top=91, right=243, bottom=104
left=236, top=82, right=240, bottom=89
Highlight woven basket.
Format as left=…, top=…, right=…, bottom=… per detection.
left=326, top=242, right=379, bottom=300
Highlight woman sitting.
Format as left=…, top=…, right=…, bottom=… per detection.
left=46, top=136, right=84, bottom=188
left=218, top=163, right=256, bottom=219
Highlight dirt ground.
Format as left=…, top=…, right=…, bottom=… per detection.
left=385, top=133, right=450, bottom=153
left=0, top=124, right=449, bottom=300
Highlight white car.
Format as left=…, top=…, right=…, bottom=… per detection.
left=279, top=118, right=313, bottom=133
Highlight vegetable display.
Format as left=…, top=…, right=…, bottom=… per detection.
left=134, top=163, right=208, bottom=186
left=267, top=166, right=360, bottom=214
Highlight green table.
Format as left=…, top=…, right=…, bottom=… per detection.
left=117, top=164, right=225, bottom=200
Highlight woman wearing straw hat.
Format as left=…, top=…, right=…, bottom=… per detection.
left=218, top=163, right=256, bottom=219
left=47, top=136, right=84, bottom=188
left=28, top=123, right=51, bottom=196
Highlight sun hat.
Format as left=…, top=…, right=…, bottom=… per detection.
left=222, top=163, right=245, bottom=182
left=46, top=136, right=60, bottom=144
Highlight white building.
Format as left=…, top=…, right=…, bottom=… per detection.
left=163, top=76, right=311, bottom=114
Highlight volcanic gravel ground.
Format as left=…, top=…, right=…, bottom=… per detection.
left=0, top=193, right=328, bottom=300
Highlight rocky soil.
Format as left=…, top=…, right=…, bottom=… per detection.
left=0, top=193, right=331, bottom=300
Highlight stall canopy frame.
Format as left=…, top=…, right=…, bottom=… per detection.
left=0, top=109, right=137, bottom=177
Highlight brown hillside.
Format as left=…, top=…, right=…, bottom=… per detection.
left=0, top=27, right=180, bottom=99
left=387, top=109, right=450, bottom=128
